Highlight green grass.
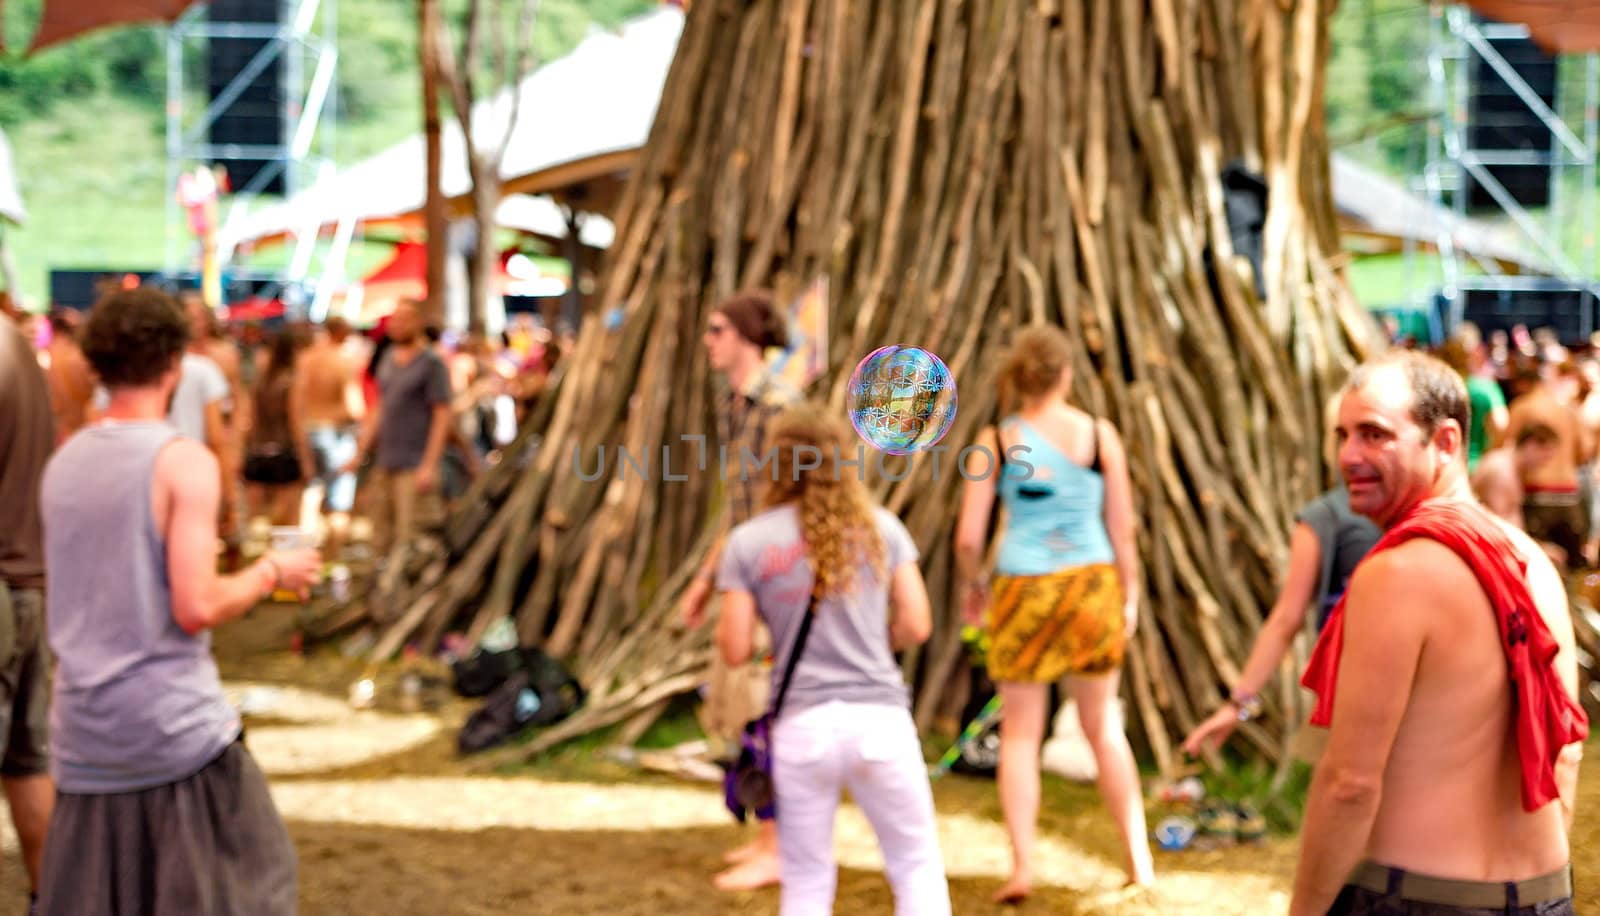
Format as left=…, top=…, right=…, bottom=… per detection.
left=5, top=95, right=168, bottom=304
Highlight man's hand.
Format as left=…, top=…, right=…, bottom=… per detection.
left=1123, top=595, right=1139, bottom=639
left=264, top=548, right=322, bottom=600
left=680, top=576, right=713, bottom=628
left=1181, top=705, right=1238, bottom=757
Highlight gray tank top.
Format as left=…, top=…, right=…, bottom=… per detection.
left=40, top=420, right=240, bottom=793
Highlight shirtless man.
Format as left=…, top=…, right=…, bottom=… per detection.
left=40, top=309, right=94, bottom=447
left=1290, top=352, right=1585, bottom=916
left=292, top=317, right=364, bottom=546
left=1504, top=359, right=1593, bottom=568
left=1470, top=423, right=1560, bottom=532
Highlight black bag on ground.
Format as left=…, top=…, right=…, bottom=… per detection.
left=450, top=648, right=524, bottom=698
left=456, top=649, right=586, bottom=755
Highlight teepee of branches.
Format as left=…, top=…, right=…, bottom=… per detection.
left=350, top=0, right=1397, bottom=775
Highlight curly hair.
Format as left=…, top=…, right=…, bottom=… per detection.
left=761, top=403, right=886, bottom=600
left=81, top=287, right=190, bottom=388
left=997, top=324, right=1073, bottom=414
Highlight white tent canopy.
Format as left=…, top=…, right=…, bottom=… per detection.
left=1330, top=153, right=1541, bottom=271
left=0, top=127, right=25, bottom=226
left=220, top=5, right=681, bottom=256
left=223, top=2, right=1541, bottom=290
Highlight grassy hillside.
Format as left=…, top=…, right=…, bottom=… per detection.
left=0, top=0, right=655, bottom=305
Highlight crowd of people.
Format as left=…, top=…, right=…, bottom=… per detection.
left=0, top=279, right=1589, bottom=916
left=12, top=291, right=568, bottom=565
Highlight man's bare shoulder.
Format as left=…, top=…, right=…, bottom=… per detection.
left=155, top=436, right=219, bottom=480
left=1347, top=538, right=1481, bottom=627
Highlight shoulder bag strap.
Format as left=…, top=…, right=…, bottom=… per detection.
left=769, top=586, right=820, bottom=720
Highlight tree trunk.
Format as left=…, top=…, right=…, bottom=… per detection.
left=468, top=156, right=500, bottom=335
left=419, top=0, right=449, bottom=329
left=375, top=0, right=1405, bottom=773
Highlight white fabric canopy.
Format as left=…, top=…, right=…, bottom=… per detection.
left=0, top=128, right=26, bottom=226
left=221, top=6, right=681, bottom=253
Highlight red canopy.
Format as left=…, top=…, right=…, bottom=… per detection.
left=1463, top=0, right=1600, bottom=54
left=356, top=241, right=515, bottom=323
left=223, top=295, right=285, bottom=323
left=18, top=0, right=201, bottom=54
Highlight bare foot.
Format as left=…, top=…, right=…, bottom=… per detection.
left=993, top=874, right=1032, bottom=905
left=721, top=838, right=763, bottom=865
left=713, top=852, right=780, bottom=891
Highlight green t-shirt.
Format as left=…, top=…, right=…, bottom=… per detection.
left=1466, top=375, right=1506, bottom=470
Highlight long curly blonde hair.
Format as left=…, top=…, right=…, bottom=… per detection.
left=761, top=403, right=886, bottom=600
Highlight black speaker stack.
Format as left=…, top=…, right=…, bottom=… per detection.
left=1456, top=280, right=1600, bottom=345
left=207, top=0, right=287, bottom=196
left=1464, top=16, right=1558, bottom=212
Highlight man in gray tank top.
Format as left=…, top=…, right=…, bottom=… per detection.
left=36, top=287, right=322, bottom=916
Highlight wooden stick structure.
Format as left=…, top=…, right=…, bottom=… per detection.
left=353, top=0, right=1573, bottom=775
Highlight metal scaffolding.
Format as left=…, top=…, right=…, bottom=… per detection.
left=1422, top=3, right=1599, bottom=338
left=164, top=0, right=338, bottom=293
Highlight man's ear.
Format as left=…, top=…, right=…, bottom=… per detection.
left=1435, top=419, right=1465, bottom=460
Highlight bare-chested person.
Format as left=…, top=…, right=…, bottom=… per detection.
left=1290, top=352, right=1586, bottom=916
left=1471, top=423, right=1560, bottom=531
left=1504, top=358, right=1593, bottom=568
left=291, top=317, right=364, bottom=547
left=40, top=309, right=94, bottom=447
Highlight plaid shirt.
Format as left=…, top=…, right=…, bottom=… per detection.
left=716, top=365, right=802, bottom=526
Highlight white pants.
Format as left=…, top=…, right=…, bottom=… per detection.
left=772, top=700, right=951, bottom=916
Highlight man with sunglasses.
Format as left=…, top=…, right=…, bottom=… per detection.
left=679, top=289, right=798, bottom=891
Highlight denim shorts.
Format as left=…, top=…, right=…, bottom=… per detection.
left=306, top=424, right=358, bottom=513
left=0, top=584, right=51, bottom=778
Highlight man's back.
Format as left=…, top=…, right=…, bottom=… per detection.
left=1368, top=520, right=1575, bottom=880
left=0, top=315, right=54, bottom=589
left=44, top=337, right=93, bottom=443
left=1507, top=389, right=1583, bottom=488
left=41, top=423, right=239, bottom=793
left=297, top=338, right=357, bottom=426
left=1470, top=448, right=1524, bottom=528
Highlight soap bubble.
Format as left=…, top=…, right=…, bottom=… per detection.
left=846, top=346, right=958, bottom=455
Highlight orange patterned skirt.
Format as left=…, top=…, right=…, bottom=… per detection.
left=985, top=563, right=1125, bottom=683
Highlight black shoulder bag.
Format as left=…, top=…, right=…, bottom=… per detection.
left=723, top=588, right=820, bottom=822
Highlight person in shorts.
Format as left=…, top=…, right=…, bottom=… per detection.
left=0, top=308, right=61, bottom=913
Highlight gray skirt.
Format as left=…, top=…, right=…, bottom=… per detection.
left=38, top=736, right=297, bottom=915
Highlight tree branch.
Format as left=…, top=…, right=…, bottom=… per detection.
left=499, top=0, right=541, bottom=163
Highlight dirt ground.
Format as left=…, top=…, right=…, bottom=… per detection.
left=2, top=608, right=1591, bottom=915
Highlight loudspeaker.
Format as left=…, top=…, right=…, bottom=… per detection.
left=207, top=0, right=286, bottom=195
left=1458, top=282, right=1598, bottom=345
left=1465, top=19, right=1557, bottom=211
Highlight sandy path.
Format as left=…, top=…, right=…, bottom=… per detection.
left=231, top=681, right=1289, bottom=913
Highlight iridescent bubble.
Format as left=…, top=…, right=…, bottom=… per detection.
left=847, top=346, right=958, bottom=455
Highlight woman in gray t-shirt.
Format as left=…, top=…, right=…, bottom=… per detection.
left=716, top=404, right=951, bottom=915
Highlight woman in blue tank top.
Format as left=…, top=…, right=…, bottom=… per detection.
left=954, top=325, right=1154, bottom=899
